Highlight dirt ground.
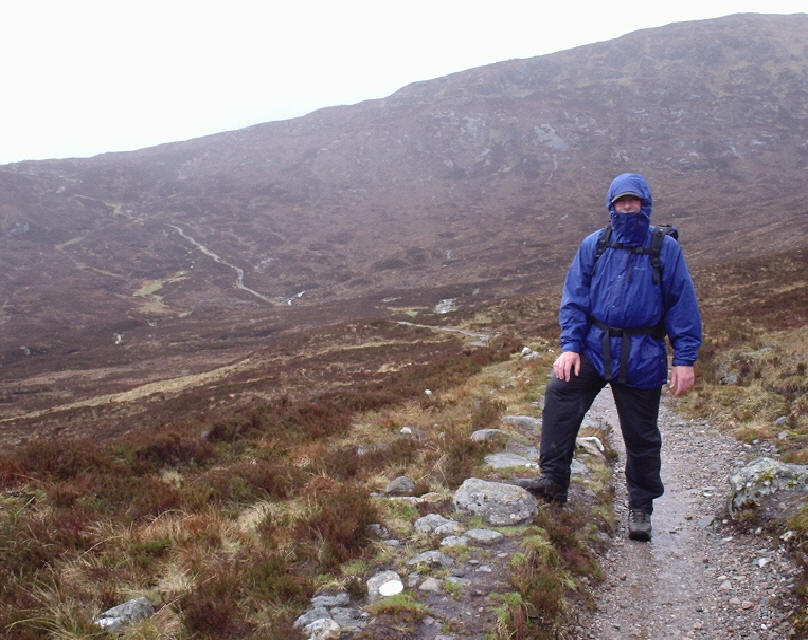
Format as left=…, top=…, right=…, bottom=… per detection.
left=576, top=391, right=801, bottom=640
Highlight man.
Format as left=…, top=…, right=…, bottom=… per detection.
left=518, top=173, right=701, bottom=542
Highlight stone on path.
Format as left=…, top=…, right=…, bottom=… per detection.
left=471, top=428, right=506, bottom=442
left=414, top=513, right=463, bottom=534
left=453, top=477, right=539, bottom=526
left=502, top=415, right=541, bottom=430
left=330, top=607, right=370, bottom=631
left=577, top=436, right=605, bottom=455
left=407, top=551, right=455, bottom=568
left=466, top=528, right=504, bottom=544
left=484, top=452, right=538, bottom=469
left=293, top=607, right=330, bottom=629
left=310, top=593, right=350, bottom=608
left=571, top=458, right=590, bottom=476
left=366, top=570, right=403, bottom=602
left=304, top=618, right=341, bottom=638
left=419, top=577, right=442, bottom=592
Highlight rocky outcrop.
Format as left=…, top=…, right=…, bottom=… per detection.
left=729, top=456, right=808, bottom=515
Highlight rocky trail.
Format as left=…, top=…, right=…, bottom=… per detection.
left=578, top=392, right=800, bottom=640
left=290, top=389, right=803, bottom=640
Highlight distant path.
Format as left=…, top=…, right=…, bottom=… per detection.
left=578, top=391, right=798, bottom=639
left=396, top=321, right=489, bottom=343
left=167, top=224, right=279, bottom=305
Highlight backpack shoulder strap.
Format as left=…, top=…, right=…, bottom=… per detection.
left=649, top=226, right=666, bottom=285
left=589, top=227, right=611, bottom=279
left=594, top=226, right=611, bottom=260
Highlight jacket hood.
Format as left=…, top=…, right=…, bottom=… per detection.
left=607, top=173, right=652, bottom=245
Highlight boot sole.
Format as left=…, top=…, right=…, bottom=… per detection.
left=628, top=529, right=651, bottom=542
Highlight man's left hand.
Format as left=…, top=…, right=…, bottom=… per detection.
left=669, top=365, right=695, bottom=397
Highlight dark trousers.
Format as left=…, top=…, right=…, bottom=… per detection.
left=540, top=354, right=663, bottom=512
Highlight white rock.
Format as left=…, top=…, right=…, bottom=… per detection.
left=366, top=570, right=403, bottom=601
left=378, top=580, right=403, bottom=597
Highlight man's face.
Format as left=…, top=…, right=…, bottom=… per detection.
left=613, top=195, right=642, bottom=214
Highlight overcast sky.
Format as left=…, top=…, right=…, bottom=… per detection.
left=2, top=1, right=805, bottom=165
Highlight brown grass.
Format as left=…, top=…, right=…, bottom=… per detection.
left=0, top=319, right=521, bottom=638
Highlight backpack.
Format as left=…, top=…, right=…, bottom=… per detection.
left=593, top=224, right=678, bottom=285
left=589, top=224, right=679, bottom=384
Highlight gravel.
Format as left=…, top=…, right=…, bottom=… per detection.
left=576, top=391, right=800, bottom=640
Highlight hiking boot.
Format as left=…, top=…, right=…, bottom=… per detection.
left=628, top=509, right=652, bottom=542
left=514, top=476, right=567, bottom=503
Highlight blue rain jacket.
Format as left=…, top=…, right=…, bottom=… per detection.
left=559, top=173, right=702, bottom=388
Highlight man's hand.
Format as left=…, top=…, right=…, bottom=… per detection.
left=553, top=351, right=581, bottom=382
left=669, top=365, right=695, bottom=396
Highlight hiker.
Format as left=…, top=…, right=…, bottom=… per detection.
left=518, top=173, right=702, bottom=542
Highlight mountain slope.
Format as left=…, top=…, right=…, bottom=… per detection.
left=1, top=12, right=806, bottom=373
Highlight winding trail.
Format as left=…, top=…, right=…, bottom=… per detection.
left=167, top=224, right=279, bottom=305
left=396, top=321, right=489, bottom=343
left=578, top=391, right=799, bottom=640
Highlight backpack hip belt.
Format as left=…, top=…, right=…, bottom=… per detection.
left=590, top=318, right=666, bottom=385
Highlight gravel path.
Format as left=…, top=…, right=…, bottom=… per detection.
left=577, top=390, right=800, bottom=640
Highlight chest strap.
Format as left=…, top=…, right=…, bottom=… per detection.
left=591, top=319, right=666, bottom=384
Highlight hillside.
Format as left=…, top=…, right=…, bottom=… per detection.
left=1, top=13, right=807, bottom=401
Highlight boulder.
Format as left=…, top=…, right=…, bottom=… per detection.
left=729, top=456, right=808, bottom=515
left=94, top=597, right=155, bottom=632
left=453, top=478, right=539, bottom=526
left=385, top=475, right=416, bottom=496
